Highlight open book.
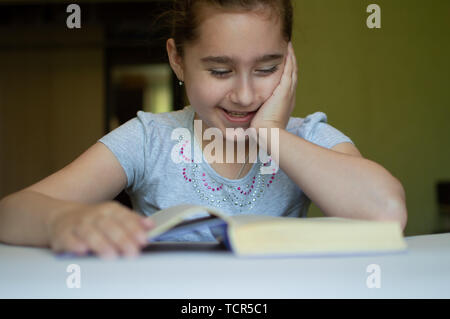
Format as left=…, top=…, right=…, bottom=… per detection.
left=146, top=204, right=407, bottom=257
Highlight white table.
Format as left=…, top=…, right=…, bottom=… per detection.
left=1, top=233, right=449, bottom=298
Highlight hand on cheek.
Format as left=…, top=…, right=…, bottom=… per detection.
left=250, top=41, right=298, bottom=132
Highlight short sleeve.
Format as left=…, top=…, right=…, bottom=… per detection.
left=97, top=116, right=146, bottom=191
left=289, top=111, right=354, bottom=149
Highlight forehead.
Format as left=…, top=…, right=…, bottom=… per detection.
left=187, top=6, right=285, bottom=63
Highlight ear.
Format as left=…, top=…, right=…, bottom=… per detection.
left=166, top=38, right=184, bottom=82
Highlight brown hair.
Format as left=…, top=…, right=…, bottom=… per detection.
left=158, top=0, right=293, bottom=58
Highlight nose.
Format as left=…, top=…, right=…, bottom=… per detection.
left=229, top=75, right=256, bottom=108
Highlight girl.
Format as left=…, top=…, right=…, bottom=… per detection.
left=0, top=0, right=407, bottom=259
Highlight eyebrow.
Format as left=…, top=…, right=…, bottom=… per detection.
left=200, top=54, right=284, bottom=65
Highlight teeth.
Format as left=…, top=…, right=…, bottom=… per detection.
left=227, top=110, right=248, bottom=117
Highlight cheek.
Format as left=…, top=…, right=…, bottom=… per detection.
left=188, top=81, right=226, bottom=108
left=260, top=75, right=282, bottom=100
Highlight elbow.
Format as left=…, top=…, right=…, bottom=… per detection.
left=384, top=197, right=408, bottom=232
left=378, top=182, right=408, bottom=232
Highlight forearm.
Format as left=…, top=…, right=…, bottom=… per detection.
left=261, top=129, right=407, bottom=229
left=0, top=191, right=83, bottom=247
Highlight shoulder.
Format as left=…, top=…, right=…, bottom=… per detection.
left=136, top=105, right=194, bottom=130
left=286, top=111, right=328, bottom=139
left=286, top=111, right=356, bottom=151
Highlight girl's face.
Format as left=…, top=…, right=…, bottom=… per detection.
left=170, top=6, right=288, bottom=141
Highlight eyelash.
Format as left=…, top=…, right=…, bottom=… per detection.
left=209, top=66, right=279, bottom=78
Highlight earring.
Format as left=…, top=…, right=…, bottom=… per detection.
left=178, top=80, right=184, bottom=86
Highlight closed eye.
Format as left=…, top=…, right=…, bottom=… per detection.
left=209, top=65, right=279, bottom=78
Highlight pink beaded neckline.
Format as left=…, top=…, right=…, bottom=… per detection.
left=176, top=134, right=277, bottom=212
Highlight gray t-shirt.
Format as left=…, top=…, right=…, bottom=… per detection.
left=98, top=105, right=354, bottom=242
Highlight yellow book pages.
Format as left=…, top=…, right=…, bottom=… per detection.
left=226, top=216, right=407, bottom=257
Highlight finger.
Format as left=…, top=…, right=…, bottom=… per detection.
left=290, top=43, right=298, bottom=91
left=141, top=216, right=155, bottom=230
left=280, top=42, right=293, bottom=92
left=100, top=201, right=154, bottom=231
left=52, top=230, right=88, bottom=256
left=99, top=201, right=151, bottom=244
left=74, top=224, right=118, bottom=259
left=96, top=216, right=141, bottom=258
left=112, top=213, right=151, bottom=246
left=269, top=42, right=292, bottom=102
left=289, top=88, right=297, bottom=113
left=112, top=209, right=154, bottom=241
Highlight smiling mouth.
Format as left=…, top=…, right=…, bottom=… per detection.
left=219, top=107, right=257, bottom=124
left=220, top=107, right=257, bottom=118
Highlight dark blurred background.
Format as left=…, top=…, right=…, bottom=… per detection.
left=0, top=0, right=189, bottom=210
left=0, top=0, right=449, bottom=236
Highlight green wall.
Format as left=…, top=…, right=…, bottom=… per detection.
left=291, top=0, right=450, bottom=235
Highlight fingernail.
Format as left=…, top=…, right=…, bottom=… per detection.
left=142, top=218, right=154, bottom=228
